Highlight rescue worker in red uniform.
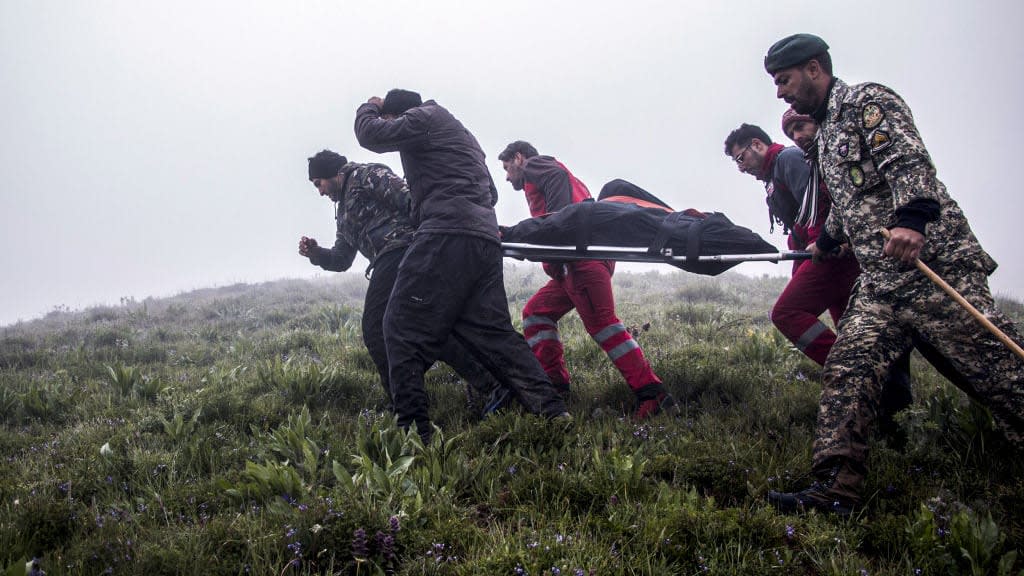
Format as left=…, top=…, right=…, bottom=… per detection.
left=725, top=117, right=913, bottom=440
left=725, top=121, right=859, bottom=364
left=498, top=141, right=678, bottom=419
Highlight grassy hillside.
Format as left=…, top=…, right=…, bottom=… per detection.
left=1, top=266, right=1022, bottom=575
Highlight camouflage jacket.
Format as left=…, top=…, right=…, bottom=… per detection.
left=816, top=78, right=996, bottom=293
left=309, top=163, right=415, bottom=275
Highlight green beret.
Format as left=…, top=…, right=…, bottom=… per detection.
left=764, top=33, right=829, bottom=74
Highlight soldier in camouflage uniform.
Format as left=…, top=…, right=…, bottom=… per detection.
left=761, top=34, right=1024, bottom=515
left=300, top=150, right=510, bottom=416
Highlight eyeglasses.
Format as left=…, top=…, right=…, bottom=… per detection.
left=732, top=143, right=753, bottom=165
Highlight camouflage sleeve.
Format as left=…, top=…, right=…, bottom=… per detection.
left=370, top=166, right=413, bottom=217
left=309, top=221, right=357, bottom=272
left=822, top=203, right=846, bottom=244
left=857, top=84, right=943, bottom=210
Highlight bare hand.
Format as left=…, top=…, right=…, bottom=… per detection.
left=367, top=96, right=383, bottom=107
left=809, top=241, right=851, bottom=264
left=808, top=243, right=827, bottom=264
left=883, top=227, right=925, bottom=264
left=299, top=236, right=318, bottom=257
left=806, top=240, right=839, bottom=261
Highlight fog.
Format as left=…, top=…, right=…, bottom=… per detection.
left=3, top=0, right=1021, bottom=325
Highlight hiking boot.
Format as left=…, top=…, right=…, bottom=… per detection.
left=767, top=484, right=857, bottom=517
left=551, top=380, right=571, bottom=401
left=635, top=392, right=680, bottom=420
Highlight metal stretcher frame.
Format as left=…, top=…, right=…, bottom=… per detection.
left=501, top=242, right=811, bottom=264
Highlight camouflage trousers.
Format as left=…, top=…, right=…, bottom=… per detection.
left=812, top=266, right=1024, bottom=501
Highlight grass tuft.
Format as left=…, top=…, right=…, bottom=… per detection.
left=0, top=269, right=1021, bottom=574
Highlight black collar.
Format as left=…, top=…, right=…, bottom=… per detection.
left=812, top=77, right=837, bottom=124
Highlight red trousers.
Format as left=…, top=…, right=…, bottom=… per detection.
left=522, top=260, right=661, bottom=393
left=771, top=255, right=861, bottom=365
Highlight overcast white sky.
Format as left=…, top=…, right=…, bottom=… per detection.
left=2, top=1, right=1022, bottom=326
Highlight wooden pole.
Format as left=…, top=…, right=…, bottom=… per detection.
left=880, top=228, right=1024, bottom=362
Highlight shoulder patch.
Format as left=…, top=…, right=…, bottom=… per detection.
left=862, top=103, right=884, bottom=129
left=849, top=165, right=865, bottom=187
left=838, top=142, right=849, bottom=157
left=869, top=130, right=892, bottom=153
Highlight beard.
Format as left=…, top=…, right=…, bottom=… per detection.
left=789, top=82, right=820, bottom=115
left=791, top=100, right=814, bottom=115
left=509, top=174, right=525, bottom=191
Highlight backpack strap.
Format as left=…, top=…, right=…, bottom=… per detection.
left=686, top=216, right=703, bottom=262
left=648, top=211, right=686, bottom=255
left=573, top=199, right=596, bottom=252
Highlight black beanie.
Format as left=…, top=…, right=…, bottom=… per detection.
left=381, top=89, right=422, bottom=116
left=308, top=150, right=347, bottom=180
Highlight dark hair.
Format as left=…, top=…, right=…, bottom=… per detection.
left=809, top=51, right=832, bottom=75
left=308, top=150, right=347, bottom=180
left=381, top=89, right=422, bottom=115
left=498, top=140, right=539, bottom=161
left=723, top=124, right=773, bottom=156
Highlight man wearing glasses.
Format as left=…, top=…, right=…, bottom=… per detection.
left=723, top=118, right=913, bottom=445
left=723, top=122, right=861, bottom=367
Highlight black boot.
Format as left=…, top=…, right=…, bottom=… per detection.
left=767, top=467, right=859, bottom=517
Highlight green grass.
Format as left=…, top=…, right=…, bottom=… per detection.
left=1, top=266, right=1022, bottom=575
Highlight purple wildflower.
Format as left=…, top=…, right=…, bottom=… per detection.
left=352, top=528, right=369, bottom=560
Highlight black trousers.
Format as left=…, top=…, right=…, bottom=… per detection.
left=383, top=234, right=567, bottom=436
left=362, top=247, right=502, bottom=407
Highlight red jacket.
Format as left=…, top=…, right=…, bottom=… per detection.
left=520, top=156, right=608, bottom=277
left=521, top=155, right=592, bottom=217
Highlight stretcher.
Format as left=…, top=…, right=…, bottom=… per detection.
left=502, top=242, right=811, bottom=267
left=498, top=182, right=810, bottom=275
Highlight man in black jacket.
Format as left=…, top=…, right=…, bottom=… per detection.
left=354, top=89, right=570, bottom=440
left=300, top=149, right=510, bottom=417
